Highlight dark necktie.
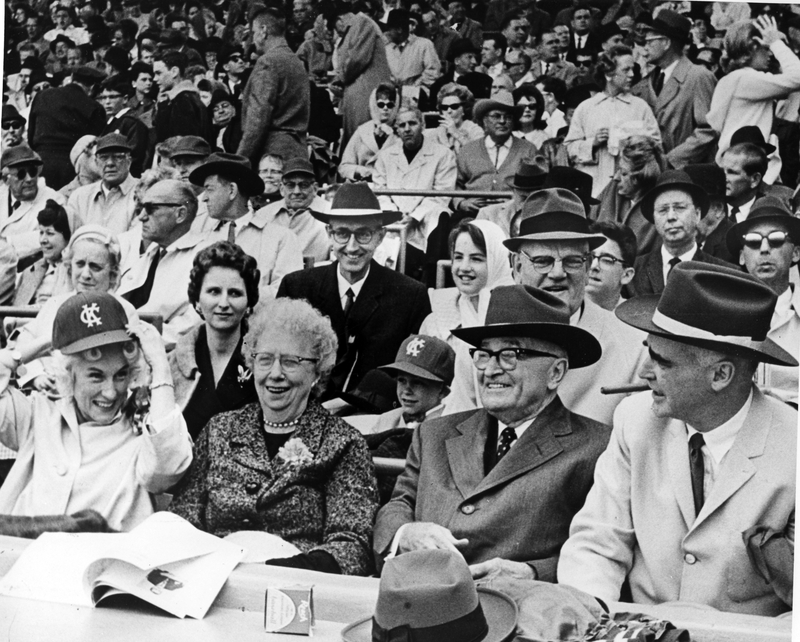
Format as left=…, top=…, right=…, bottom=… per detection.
left=227, top=220, right=237, bottom=243
left=689, top=432, right=705, bottom=518
left=122, top=247, right=164, bottom=309
left=543, top=62, right=550, bottom=75
left=343, top=288, right=355, bottom=319
left=11, top=199, right=20, bottom=211
left=730, top=205, right=740, bottom=221
left=496, top=426, right=518, bottom=461
left=653, top=68, right=665, bottom=96
left=667, top=256, right=681, bottom=279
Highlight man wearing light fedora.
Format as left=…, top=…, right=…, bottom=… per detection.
left=452, top=89, right=537, bottom=216
left=504, top=188, right=647, bottom=426
left=476, top=157, right=547, bottom=236
left=628, top=169, right=729, bottom=297
left=189, top=152, right=302, bottom=296
left=277, top=183, right=430, bottom=396
left=726, top=196, right=800, bottom=405
left=559, top=261, right=797, bottom=616
left=374, top=284, right=610, bottom=582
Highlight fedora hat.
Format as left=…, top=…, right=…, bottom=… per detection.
left=729, top=125, right=776, bottom=155
left=683, top=163, right=725, bottom=199
left=504, top=188, right=606, bottom=252
left=640, top=169, right=710, bottom=223
left=505, top=157, right=548, bottom=190
left=448, top=37, right=479, bottom=62
left=2, top=105, right=25, bottom=127
left=616, top=261, right=797, bottom=366
left=725, top=195, right=800, bottom=256
left=451, top=285, right=602, bottom=368
left=337, top=368, right=398, bottom=414
left=541, top=167, right=599, bottom=207
left=171, top=135, right=212, bottom=159
left=341, top=549, right=517, bottom=642
left=1, top=145, right=43, bottom=169
left=189, top=152, right=265, bottom=197
left=473, top=90, right=514, bottom=124
left=645, top=9, right=691, bottom=44
left=310, top=182, right=402, bottom=225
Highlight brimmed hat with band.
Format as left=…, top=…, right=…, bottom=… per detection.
left=341, top=549, right=518, bottom=642
left=725, top=195, right=800, bottom=257
left=504, top=188, right=606, bottom=253
left=644, top=9, right=691, bottom=44
left=53, top=292, right=132, bottom=355
left=504, top=157, right=548, bottom=191
left=1, top=145, right=43, bottom=170
left=310, top=182, right=402, bottom=225
left=337, top=368, right=398, bottom=414
left=188, top=152, right=265, bottom=197
left=473, top=90, right=514, bottom=125
left=730, top=125, right=776, bottom=155
left=639, top=169, right=710, bottom=223
left=451, top=285, right=602, bottom=368
left=616, top=261, right=797, bottom=366
left=379, top=334, right=456, bottom=385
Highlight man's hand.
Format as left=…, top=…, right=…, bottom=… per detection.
left=398, top=522, right=469, bottom=554
left=593, top=128, right=609, bottom=149
left=470, top=557, right=536, bottom=583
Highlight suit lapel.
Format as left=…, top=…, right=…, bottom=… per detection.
left=228, top=406, right=274, bottom=476
left=648, top=251, right=664, bottom=292
left=657, top=58, right=687, bottom=110
left=349, top=262, right=383, bottom=332
left=665, top=418, right=697, bottom=530
left=445, top=411, right=492, bottom=499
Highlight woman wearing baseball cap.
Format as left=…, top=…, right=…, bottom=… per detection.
left=0, top=291, right=193, bottom=532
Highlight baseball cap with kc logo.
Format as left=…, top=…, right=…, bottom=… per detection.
left=53, top=292, right=133, bottom=355
left=379, top=334, right=456, bottom=385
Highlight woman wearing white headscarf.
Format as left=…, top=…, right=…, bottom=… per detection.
left=419, top=219, right=514, bottom=414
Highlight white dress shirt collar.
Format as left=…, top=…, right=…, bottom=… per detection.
left=660, top=242, right=696, bottom=284
left=337, top=264, right=369, bottom=306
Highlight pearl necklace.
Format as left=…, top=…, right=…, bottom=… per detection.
left=263, top=417, right=299, bottom=434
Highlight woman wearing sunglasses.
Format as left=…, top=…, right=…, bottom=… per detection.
left=339, top=83, right=400, bottom=181
left=512, top=83, right=548, bottom=149
left=428, top=83, right=483, bottom=153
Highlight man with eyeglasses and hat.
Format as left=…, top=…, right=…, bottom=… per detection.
left=277, top=183, right=430, bottom=396
left=1, top=106, right=26, bottom=149
left=98, top=75, right=150, bottom=178
left=559, top=261, right=797, bottom=616
left=726, top=196, right=800, bottom=406
left=504, top=187, right=647, bottom=426
left=66, top=133, right=139, bottom=236
left=189, top=152, right=303, bottom=296
left=627, top=170, right=729, bottom=297
left=0, top=145, right=68, bottom=262
left=374, top=284, right=610, bottom=581
left=254, top=157, right=331, bottom=264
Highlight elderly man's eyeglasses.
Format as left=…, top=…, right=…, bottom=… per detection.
left=330, top=228, right=378, bottom=244
left=282, top=180, right=314, bottom=191
left=470, top=347, right=559, bottom=371
left=653, top=202, right=691, bottom=217
left=251, top=352, right=318, bottom=372
left=519, top=251, right=589, bottom=274
left=590, top=252, right=628, bottom=268
left=742, top=231, right=791, bottom=249
left=9, top=165, right=39, bottom=180
left=97, top=152, right=129, bottom=164
left=141, top=202, right=184, bottom=215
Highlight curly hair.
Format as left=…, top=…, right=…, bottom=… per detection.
left=596, top=43, right=634, bottom=79
left=243, top=298, right=338, bottom=399
left=187, top=241, right=261, bottom=311
left=619, top=135, right=665, bottom=196
left=436, top=82, right=476, bottom=119
left=62, top=225, right=122, bottom=292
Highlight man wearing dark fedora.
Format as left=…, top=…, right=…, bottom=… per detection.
left=685, top=163, right=737, bottom=265
left=559, top=261, right=797, bottom=616
left=429, top=38, right=492, bottom=104
left=503, top=188, right=647, bottom=426
left=1, top=105, right=26, bottom=149
left=631, top=9, right=717, bottom=168
left=453, top=89, right=537, bottom=215
left=277, top=182, right=430, bottom=396
left=374, top=284, right=610, bottom=581
left=628, top=170, right=729, bottom=297
left=477, top=157, right=547, bottom=236
left=66, top=132, right=139, bottom=235
left=726, top=196, right=800, bottom=405
left=385, top=9, right=441, bottom=89
left=189, top=153, right=303, bottom=296
left=169, top=135, right=212, bottom=186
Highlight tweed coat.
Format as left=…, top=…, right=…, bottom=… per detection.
left=558, top=389, right=796, bottom=616
left=628, top=246, right=731, bottom=297
left=168, top=401, right=379, bottom=576
left=373, top=397, right=611, bottom=580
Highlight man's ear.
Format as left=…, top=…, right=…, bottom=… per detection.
left=709, top=359, right=736, bottom=392
left=620, top=266, right=635, bottom=286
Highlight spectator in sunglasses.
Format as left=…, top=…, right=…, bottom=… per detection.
left=428, top=83, right=483, bottom=153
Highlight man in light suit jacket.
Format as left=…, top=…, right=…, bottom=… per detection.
left=559, top=261, right=797, bottom=616
left=506, top=188, right=647, bottom=426
left=373, top=284, right=610, bottom=582
left=628, top=170, right=730, bottom=297
left=631, top=10, right=717, bottom=169
left=277, top=183, right=431, bottom=396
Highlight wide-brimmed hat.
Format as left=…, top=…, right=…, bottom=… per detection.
left=71, top=65, right=106, bottom=86
left=53, top=292, right=132, bottom=355
left=729, top=125, right=776, bottom=155
left=94, top=132, right=132, bottom=155
left=684, top=163, right=725, bottom=199
left=473, top=90, right=514, bottom=124
left=541, top=167, right=599, bottom=207
left=640, top=169, right=710, bottom=223
left=504, top=157, right=548, bottom=190
left=341, top=549, right=517, bottom=642
left=1, top=105, right=25, bottom=127
left=1, top=145, right=43, bottom=169
left=379, top=334, right=456, bottom=384
left=451, top=285, right=602, bottom=368
left=597, top=21, right=623, bottom=44
left=725, top=195, right=800, bottom=256
left=171, top=135, right=212, bottom=159
left=645, top=9, right=691, bottom=44
left=616, top=261, right=797, bottom=366
left=504, top=188, right=606, bottom=252
left=448, top=37, right=479, bottom=62
left=310, top=182, right=402, bottom=225
left=189, top=152, right=265, bottom=197
left=337, top=368, right=398, bottom=414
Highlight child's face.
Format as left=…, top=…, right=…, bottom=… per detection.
left=396, top=374, right=446, bottom=418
